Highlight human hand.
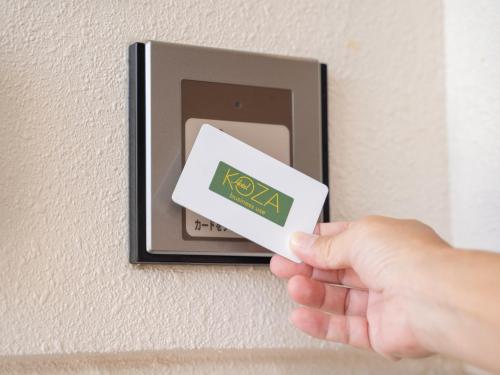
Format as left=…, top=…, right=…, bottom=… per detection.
left=270, top=216, right=452, bottom=360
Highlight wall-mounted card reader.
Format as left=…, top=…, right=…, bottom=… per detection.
left=129, top=41, right=329, bottom=264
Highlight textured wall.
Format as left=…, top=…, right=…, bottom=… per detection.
left=0, top=0, right=456, bottom=372
left=444, top=0, right=500, bottom=252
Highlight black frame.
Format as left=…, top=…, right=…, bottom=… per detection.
left=129, top=42, right=330, bottom=264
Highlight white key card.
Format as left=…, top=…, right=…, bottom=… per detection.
left=172, top=124, right=328, bottom=262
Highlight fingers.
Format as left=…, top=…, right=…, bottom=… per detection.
left=290, top=226, right=356, bottom=270
left=270, top=255, right=336, bottom=281
left=290, top=306, right=372, bottom=350
left=270, top=255, right=312, bottom=279
left=270, top=255, right=366, bottom=288
left=272, top=221, right=350, bottom=276
left=272, top=221, right=351, bottom=275
left=287, top=275, right=368, bottom=316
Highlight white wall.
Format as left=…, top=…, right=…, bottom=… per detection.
left=444, top=0, right=500, bottom=252
left=0, top=0, right=464, bottom=373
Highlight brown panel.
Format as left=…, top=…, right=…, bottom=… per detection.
left=181, top=80, right=293, bottom=242
left=181, top=80, right=292, bottom=129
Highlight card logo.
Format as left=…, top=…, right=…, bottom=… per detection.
left=209, top=161, right=294, bottom=226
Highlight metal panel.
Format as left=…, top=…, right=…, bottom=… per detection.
left=129, top=41, right=328, bottom=264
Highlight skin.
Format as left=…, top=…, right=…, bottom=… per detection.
left=270, top=216, right=500, bottom=373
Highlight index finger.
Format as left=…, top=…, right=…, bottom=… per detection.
left=271, top=254, right=367, bottom=289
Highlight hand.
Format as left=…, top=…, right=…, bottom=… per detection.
left=270, top=216, right=451, bottom=360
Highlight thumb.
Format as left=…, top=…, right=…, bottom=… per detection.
left=290, top=228, right=354, bottom=270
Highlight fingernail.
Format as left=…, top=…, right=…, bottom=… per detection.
left=290, top=232, right=318, bottom=255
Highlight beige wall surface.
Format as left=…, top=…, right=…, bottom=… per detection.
left=0, top=0, right=463, bottom=373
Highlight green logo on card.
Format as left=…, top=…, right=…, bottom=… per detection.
left=209, top=161, right=294, bottom=227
